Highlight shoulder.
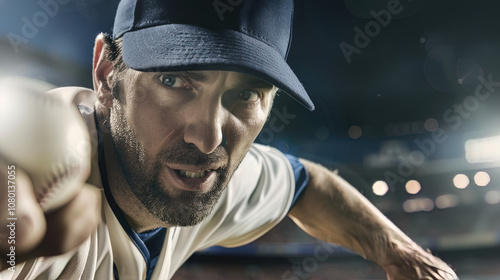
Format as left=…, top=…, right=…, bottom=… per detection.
left=229, top=143, right=295, bottom=190
left=243, top=143, right=294, bottom=176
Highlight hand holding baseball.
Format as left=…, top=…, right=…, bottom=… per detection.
left=0, top=77, right=101, bottom=271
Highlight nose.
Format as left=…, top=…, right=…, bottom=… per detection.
left=183, top=99, right=225, bottom=154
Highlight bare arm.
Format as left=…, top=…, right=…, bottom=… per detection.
left=288, top=159, right=458, bottom=280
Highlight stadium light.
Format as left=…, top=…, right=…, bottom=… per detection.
left=465, top=135, right=500, bottom=164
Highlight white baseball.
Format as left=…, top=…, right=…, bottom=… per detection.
left=0, top=77, right=91, bottom=213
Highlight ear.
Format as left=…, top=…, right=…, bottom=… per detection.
left=92, top=34, right=114, bottom=108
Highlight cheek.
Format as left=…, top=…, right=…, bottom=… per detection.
left=227, top=111, right=268, bottom=151
left=128, top=93, right=184, bottom=152
left=245, top=108, right=270, bottom=135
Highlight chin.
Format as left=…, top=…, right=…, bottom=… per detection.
left=139, top=172, right=228, bottom=227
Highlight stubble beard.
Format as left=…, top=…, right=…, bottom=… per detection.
left=108, top=87, right=232, bottom=227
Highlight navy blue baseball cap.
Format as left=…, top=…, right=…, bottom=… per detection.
left=112, top=0, right=314, bottom=111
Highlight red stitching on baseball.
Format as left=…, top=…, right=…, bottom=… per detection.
left=37, top=164, right=82, bottom=206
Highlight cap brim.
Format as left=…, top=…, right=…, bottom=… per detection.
left=120, top=24, right=314, bottom=111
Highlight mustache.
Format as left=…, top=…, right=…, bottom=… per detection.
left=156, top=141, right=229, bottom=169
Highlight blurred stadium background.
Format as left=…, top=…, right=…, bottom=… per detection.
left=1, top=0, right=499, bottom=279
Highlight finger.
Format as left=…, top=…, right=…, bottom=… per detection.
left=32, top=184, right=101, bottom=257
left=0, top=162, right=46, bottom=255
left=437, top=265, right=459, bottom=280
left=424, top=255, right=458, bottom=280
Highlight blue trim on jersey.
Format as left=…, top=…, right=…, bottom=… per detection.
left=137, top=227, right=167, bottom=280
left=95, top=110, right=166, bottom=279
left=284, top=153, right=310, bottom=208
left=113, top=263, right=120, bottom=280
left=97, top=142, right=151, bottom=269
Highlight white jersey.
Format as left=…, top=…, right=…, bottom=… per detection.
left=0, top=87, right=296, bottom=280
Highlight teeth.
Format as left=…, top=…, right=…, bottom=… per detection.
left=179, top=170, right=207, bottom=178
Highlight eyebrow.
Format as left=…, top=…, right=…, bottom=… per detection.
left=167, top=71, right=274, bottom=89
left=239, top=77, right=274, bottom=90
left=176, top=71, right=209, bottom=82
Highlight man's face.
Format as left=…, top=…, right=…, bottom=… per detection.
left=108, top=70, right=275, bottom=227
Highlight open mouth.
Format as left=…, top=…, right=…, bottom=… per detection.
left=163, top=165, right=221, bottom=192
left=175, top=169, right=217, bottom=179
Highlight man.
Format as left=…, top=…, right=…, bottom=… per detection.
left=0, top=0, right=458, bottom=279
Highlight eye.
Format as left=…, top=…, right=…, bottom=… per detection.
left=238, top=90, right=260, bottom=102
left=158, top=74, right=184, bottom=88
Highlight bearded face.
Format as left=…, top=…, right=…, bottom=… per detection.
left=106, top=70, right=275, bottom=226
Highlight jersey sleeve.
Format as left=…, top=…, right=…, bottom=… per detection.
left=283, top=153, right=310, bottom=208
left=209, top=143, right=296, bottom=247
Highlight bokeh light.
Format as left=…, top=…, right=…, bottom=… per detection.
left=348, top=125, right=362, bottom=139
left=474, top=171, right=490, bottom=187
left=403, top=198, right=434, bottom=213
left=435, top=194, right=460, bottom=209
left=424, top=118, right=439, bottom=132
left=485, top=191, right=500, bottom=205
left=372, top=181, right=389, bottom=196
left=453, top=174, right=470, bottom=189
left=405, top=180, right=421, bottom=194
